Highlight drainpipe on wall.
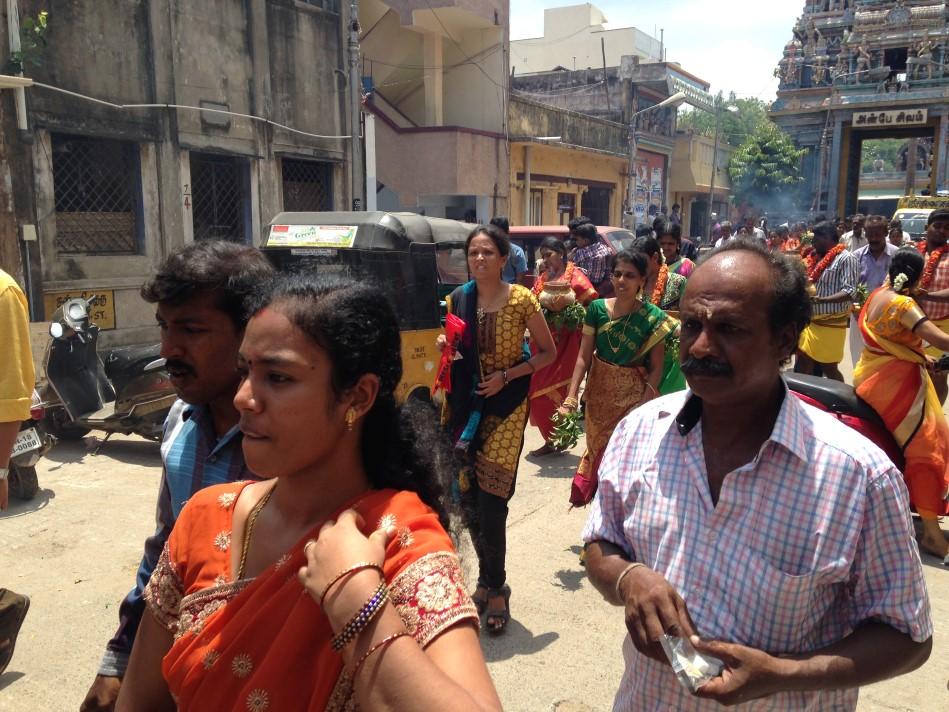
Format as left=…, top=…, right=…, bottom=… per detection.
left=523, top=145, right=531, bottom=225
left=365, top=113, right=376, bottom=211
left=6, top=0, right=27, bottom=132
left=348, top=0, right=365, bottom=210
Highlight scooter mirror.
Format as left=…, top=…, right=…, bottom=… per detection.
left=49, top=322, right=64, bottom=339
left=144, top=358, right=167, bottom=373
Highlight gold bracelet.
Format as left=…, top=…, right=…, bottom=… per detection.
left=562, top=396, right=579, bottom=409
left=351, top=631, right=412, bottom=680
left=615, top=562, right=645, bottom=602
left=319, top=562, right=384, bottom=608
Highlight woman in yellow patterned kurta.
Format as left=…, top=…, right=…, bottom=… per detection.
left=441, top=224, right=555, bottom=634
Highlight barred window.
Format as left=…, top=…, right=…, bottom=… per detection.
left=190, top=153, right=248, bottom=242
left=282, top=158, right=333, bottom=212
left=52, top=134, right=141, bottom=254
left=298, top=0, right=339, bottom=13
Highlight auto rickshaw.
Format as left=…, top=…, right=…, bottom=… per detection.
left=262, top=211, right=474, bottom=403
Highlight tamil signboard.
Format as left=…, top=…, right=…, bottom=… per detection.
left=43, top=289, right=116, bottom=330
left=853, top=108, right=928, bottom=128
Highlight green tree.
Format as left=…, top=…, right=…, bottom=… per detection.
left=728, top=121, right=806, bottom=209
left=678, top=94, right=768, bottom=147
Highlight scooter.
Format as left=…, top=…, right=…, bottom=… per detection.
left=786, top=355, right=949, bottom=516
left=8, top=390, right=54, bottom=500
left=41, top=298, right=176, bottom=442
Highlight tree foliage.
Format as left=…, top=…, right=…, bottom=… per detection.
left=6, top=10, right=49, bottom=74
left=728, top=121, right=806, bottom=209
left=677, top=93, right=769, bottom=148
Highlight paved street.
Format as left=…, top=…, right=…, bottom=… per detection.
left=1, top=412, right=948, bottom=711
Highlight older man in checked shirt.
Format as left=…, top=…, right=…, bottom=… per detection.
left=583, top=241, right=931, bottom=711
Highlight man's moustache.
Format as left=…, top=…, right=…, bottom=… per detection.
left=165, top=359, right=195, bottom=375
left=681, top=356, right=733, bottom=377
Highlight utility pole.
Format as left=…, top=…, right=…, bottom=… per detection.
left=706, top=102, right=722, bottom=245
left=348, top=0, right=365, bottom=211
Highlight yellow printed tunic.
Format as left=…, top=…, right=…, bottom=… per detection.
left=0, top=269, right=34, bottom=423
left=475, top=285, right=540, bottom=498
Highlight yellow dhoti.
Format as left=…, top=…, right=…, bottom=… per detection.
left=923, top=317, right=949, bottom=358
left=799, top=312, right=850, bottom=364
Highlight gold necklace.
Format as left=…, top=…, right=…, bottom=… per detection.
left=236, top=485, right=275, bottom=580
left=604, top=301, right=638, bottom=355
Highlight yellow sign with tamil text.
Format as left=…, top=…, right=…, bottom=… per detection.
left=43, top=289, right=116, bottom=330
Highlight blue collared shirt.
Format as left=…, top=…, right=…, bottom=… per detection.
left=853, top=242, right=898, bottom=291
left=502, top=243, right=528, bottom=283
left=99, top=400, right=254, bottom=676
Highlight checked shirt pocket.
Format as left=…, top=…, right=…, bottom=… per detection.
left=716, top=549, right=822, bottom=653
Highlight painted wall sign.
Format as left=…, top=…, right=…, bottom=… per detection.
left=267, top=224, right=358, bottom=248
left=853, top=109, right=928, bottom=128
left=43, top=289, right=116, bottom=330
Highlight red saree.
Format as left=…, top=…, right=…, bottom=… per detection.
left=529, top=263, right=598, bottom=442
left=144, top=482, right=477, bottom=711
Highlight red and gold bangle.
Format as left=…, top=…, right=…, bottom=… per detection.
left=351, top=632, right=412, bottom=680
left=319, top=562, right=384, bottom=608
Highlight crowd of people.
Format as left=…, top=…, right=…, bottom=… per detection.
left=0, top=204, right=943, bottom=710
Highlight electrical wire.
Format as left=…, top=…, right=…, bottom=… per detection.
left=30, top=81, right=352, bottom=140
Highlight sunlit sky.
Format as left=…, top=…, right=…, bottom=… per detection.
left=510, top=0, right=805, bottom=102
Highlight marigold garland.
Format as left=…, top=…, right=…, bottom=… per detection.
left=805, top=243, right=846, bottom=283
left=918, top=242, right=947, bottom=291
left=651, top=264, right=669, bottom=305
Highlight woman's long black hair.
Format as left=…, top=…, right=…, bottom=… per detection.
left=249, top=273, right=453, bottom=530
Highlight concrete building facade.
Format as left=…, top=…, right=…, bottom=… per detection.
left=512, top=58, right=713, bottom=226
left=509, top=96, right=628, bottom=227
left=0, top=0, right=351, bottom=345
left=511, top=4, right=661, bottom=75
left=360, top=0, right=509, bottom=222
left=669, top=130, right=736, bottom=239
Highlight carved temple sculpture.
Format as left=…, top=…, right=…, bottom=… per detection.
left=776, top=1, right=948, bottom=90
left=770, top=2, right=949, bottom=217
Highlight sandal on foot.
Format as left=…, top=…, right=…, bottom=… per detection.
left=529, top=443, right=559, bottom=457
left=471, top=584, right=489, bottom=616
left=485, top=584, right=511, bottom=636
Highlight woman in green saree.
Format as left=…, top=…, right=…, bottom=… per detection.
left=631, top=234, right=687, bottom=394
left=559, top=250, right=675, bottom=507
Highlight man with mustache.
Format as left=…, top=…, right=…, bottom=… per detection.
left=81, top=241, right=273, bottom=711
left=582, top=241, right=931, bottom=710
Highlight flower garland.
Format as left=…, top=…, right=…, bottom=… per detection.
left=918, top=242, right=947, bottom=291
left=651, top=264, right=669, bottom=305
left=805, top=243, right=846, bottom=283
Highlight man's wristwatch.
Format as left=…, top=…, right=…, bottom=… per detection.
left=0, top=467, right=9, bottom=481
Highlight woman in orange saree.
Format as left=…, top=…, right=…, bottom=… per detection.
left=119, top=275, right=500, bottom=712
left=528, top=237, right=598, bottom=456
left=854, top=250, right=949, bottom=563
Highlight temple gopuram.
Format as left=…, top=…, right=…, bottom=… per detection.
left=769, top=1, right=949, bottom=216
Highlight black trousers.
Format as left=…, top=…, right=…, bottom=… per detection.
left=461, top=481, right=510, bottom=590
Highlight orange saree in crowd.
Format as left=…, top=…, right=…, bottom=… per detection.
left=144, top=481, right=477, bottom=711
left=528, top=263, right=598, bottom=443
left=854, top=288, right=949, bottom=518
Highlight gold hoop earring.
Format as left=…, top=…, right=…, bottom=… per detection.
left=345, top=408, right=356, bottom=431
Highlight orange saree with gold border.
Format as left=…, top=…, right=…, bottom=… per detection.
left=854, top=289, right=949, bottom=518
left=144, top=482, right=477, bottom=711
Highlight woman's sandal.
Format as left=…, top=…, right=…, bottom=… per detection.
left=471, top=583, right=489, bottom=615
left=485, top=584, right=511, bottom=635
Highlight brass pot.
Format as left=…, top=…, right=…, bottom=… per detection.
left=538, top=280, right=575, bottom=312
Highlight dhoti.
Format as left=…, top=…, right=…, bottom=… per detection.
left=799, top=312, right=850, bottom=364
